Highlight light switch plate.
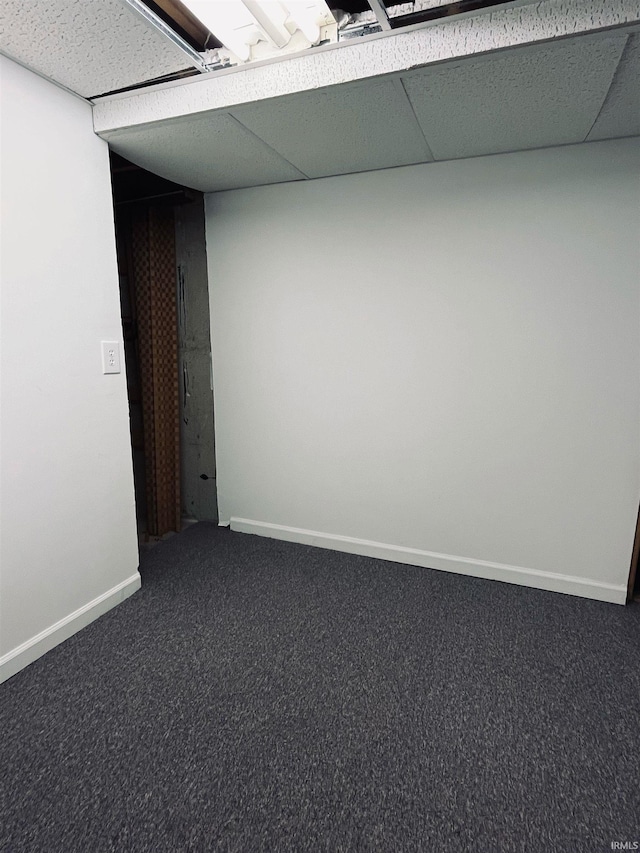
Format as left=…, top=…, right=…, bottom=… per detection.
left=101, top=341, right=121, bottom=374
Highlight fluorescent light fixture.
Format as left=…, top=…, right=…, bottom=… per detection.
left=244, top=0, right=291, bottom=48
left=181, top=0, right=336, bottom=63
left=286, top=1, right=324, bottom=42
left=185, top=0, right=254, bottom=60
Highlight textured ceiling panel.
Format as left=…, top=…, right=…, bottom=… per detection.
left=231, top=80, right=432, bottom=179
left=105, top=113, right=306, bottom=192
left=0, top=0, right=192, bottom=98
left=403, top=35, right=627, bottom=160
left=588, top=34, right=640, bottom=141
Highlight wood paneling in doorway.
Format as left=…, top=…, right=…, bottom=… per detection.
left=131, top=205, right=181, bottom=537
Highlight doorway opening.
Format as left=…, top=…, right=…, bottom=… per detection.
left=110, top=152, right=218, bottom=542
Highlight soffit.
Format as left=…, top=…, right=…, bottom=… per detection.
left=103, top=31, right=635, bottom=192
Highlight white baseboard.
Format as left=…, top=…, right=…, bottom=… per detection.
left=230, top=518, right=627, bottom=605
left=0, top=573, right=141, bottom=684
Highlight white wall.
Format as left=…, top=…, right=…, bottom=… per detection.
left=206, top=138, right=640, bottom=603
left=0, top=57, right=140, bottom=681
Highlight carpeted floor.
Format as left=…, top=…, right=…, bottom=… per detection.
left=1, top=522, right=639, bottom=852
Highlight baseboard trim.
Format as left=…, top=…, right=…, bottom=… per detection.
left=230, top=518, right=627, bottom=605
left=0, top=573, right=141, bottom=684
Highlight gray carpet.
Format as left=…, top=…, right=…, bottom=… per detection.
left=1, top=522, right=639, bottom=852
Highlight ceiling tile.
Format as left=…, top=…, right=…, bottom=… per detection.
left=588, top=34, right=640, bottom=141
left=105, top=112, right=306, bottom=192
left=231, top=79, right=433, bottom=178
left=0, top=0, right=192, bottom=98
left=403, top=35, right=627, bottom=160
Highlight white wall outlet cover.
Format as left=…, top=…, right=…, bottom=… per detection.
left=101, top=341, right=121, bottom=374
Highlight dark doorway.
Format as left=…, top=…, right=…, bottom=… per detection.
left=110, top=153, right=217, bottom=539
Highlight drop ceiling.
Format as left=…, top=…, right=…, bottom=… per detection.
left=1, top=0, right=639, bottom=192
left=101, top=29, right=640, bottom=192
